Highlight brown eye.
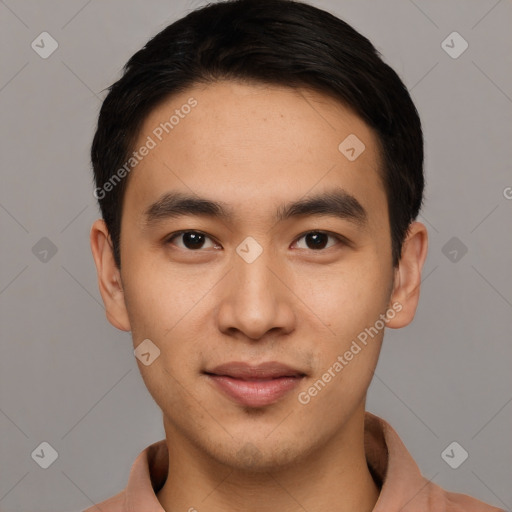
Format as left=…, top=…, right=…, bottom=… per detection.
left=167, top=231, right=218, bottom=250
left=294, top=231, right=341, bottom=250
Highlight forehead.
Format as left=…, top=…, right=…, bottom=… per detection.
left=124, top=80, right=386, bottom=228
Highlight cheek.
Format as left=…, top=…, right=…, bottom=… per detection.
left=122, top=255, right=200, bottom=336
left=122, top=268, right=201, bottom=408
left=122, top=259, right=213, bottom=377
left=295, top=258, right=392, bottom=340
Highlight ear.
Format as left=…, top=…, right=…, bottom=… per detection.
left=386, top=221, right=428, bottom=329
left=89, top=219, right=131, bottom=332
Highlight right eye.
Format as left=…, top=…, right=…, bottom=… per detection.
left=165, top=230, right=221, bottom=251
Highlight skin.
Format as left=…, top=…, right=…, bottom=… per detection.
left=90, top=80, right=428, bottom=512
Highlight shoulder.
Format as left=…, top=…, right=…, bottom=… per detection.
left=423, top=480, right=505, bottom=512
left=442, top=489, right=506, bottom=512
left=365, top=413, right=505, bottom=512
left=81, top=490, right=126, bottom=512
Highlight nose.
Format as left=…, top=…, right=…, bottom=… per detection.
left=216, top=247, right=296, bottom=341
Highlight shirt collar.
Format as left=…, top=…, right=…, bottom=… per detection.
left=122, top=412, right=434, bottom=511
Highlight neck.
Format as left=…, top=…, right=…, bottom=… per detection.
left=156, top=407, right=379, bottom=512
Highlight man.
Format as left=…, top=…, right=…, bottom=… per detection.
left=87, top=0, right=503, bottom=510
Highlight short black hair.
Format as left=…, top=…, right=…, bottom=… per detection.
left=91, top=0, right=424, bottom=269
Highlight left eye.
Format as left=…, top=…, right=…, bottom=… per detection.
left=293, top=231, right=341, bottom=250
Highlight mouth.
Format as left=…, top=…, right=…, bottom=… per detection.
left=204, top=361, right=306, bottom=408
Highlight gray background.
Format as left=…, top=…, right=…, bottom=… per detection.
left=1, top=0, right=511, bottom=511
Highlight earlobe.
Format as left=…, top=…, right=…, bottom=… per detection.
left=386, top=221, right=428, bottom=329
left=89, top=219, right=131, bottom=332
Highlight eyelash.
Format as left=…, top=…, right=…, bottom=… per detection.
left=165, top=230, right=348, bottom=251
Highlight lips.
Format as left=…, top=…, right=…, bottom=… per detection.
left=205, top=361, right=306, bottom=380
left=204, top=361, right=306, bottom=407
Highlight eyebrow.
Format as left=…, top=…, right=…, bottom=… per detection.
left=143, top=187, right=368, bottom=228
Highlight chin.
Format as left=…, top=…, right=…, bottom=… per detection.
left=200, top=433, right=309, bottom=473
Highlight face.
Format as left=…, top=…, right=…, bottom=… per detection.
left=91, top=80, right=427, bottom=471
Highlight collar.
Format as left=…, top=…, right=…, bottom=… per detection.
left=119, top=412, right=499, bottom=512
